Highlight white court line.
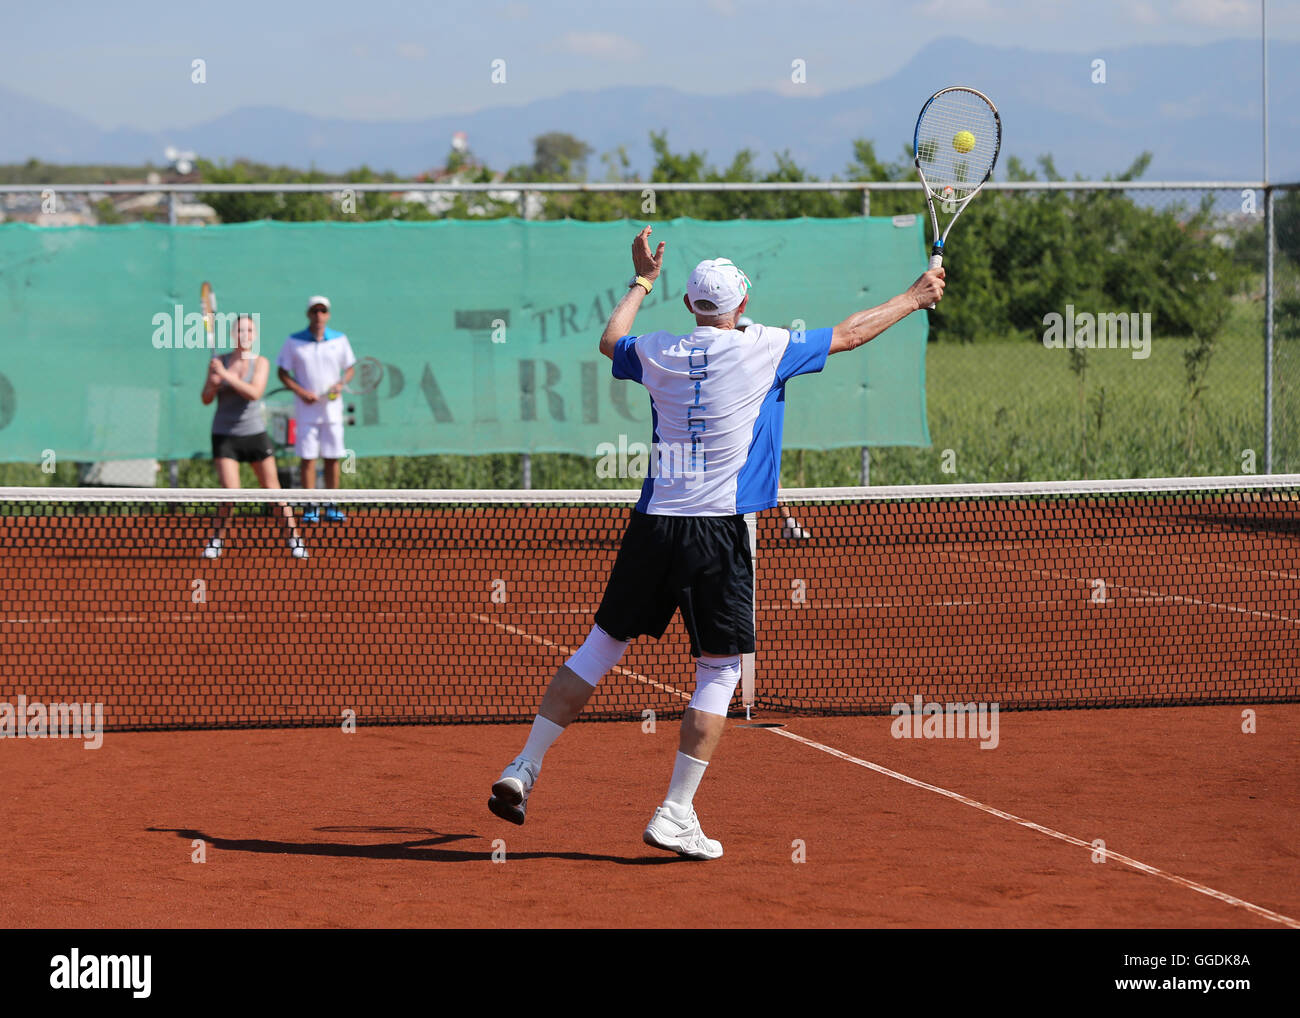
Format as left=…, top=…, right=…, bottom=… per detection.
left=915, top=537, right=1300, bottom=585
left=470, top=613, right=690, bottom=703
left=766, top=725, right=1300, bottom=929
left=1, top=612, right=460, bottom=624
left=936, top=548, right=1300, bottom=628
left=7, top=580, right=1297, bottom=627
left=464, top=587, right=1300, bottom=620
left=1129, top=549, right=1300, bottom=584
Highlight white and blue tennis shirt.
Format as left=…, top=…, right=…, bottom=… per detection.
left=276, top=327, right=357, bottom=425
left=612, top=324, right=833, bottom=516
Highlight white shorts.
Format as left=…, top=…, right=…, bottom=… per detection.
left=295, top=419, right=346, bottom=460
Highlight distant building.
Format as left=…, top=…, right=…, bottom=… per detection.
left=111, top=190, right=217, bottom=224
left=410, top=165, right=544, bottom=218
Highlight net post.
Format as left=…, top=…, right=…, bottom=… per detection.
left=861, top=187, right=870, bottom=217
left=741, top=511, right=758, bottom=718
left=521, top=453, right=532, bottom=489
left=860, top=447, right=870, bottom=486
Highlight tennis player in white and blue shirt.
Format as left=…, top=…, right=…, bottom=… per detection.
left=489, top=226, right=946, bottom=859
left=275, top=296, right=356, bottom=521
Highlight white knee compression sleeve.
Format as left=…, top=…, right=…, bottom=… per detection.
left=689, top=656, right=742, bottom=716
left=564, top=624, right=629, bottom=687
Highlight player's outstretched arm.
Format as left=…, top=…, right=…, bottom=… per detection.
left=599, top=225, right=664, bottom=359
left=828, top=268, right=945, bottom=355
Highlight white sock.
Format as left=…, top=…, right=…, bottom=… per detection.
left=665, top=752, right=708, bottom=818
left=520, top=716, right=565, bottom=765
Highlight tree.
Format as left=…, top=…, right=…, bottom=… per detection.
left=196, top=159, right=441, bottom=222
left=530, top=132, right=593, bottom=181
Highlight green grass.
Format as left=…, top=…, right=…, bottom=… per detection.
left=867, top=296, right=1287, bottom=485
left=784, top=296, right=1298, bottom=486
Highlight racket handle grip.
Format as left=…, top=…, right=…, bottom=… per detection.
left=927, top=253, right=943, bottom=310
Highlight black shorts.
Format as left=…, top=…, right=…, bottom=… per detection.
left=594, top=510, right=756, bottom=658
left=211, top=432, right=274, bottom=464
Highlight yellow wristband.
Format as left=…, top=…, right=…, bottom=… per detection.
left=632, top=275, right=653, bottom=295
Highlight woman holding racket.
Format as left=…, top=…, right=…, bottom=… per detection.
left=200, top=313, right=308, bottom=559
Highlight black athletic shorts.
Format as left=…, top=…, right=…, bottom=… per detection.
left=211, top=431, right=274, bottom=464
left=594, top=510, right=755, bottom=658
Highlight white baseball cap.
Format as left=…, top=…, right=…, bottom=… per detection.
left=686, top=258, right=751, bottom=316
left=307, top=295, right=331, bottom=312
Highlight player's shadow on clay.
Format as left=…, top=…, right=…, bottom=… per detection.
left=148, top=826, right=682, bottom=865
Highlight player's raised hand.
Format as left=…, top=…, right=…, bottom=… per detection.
left=632, top=225, right=665, bottom=283
left=908, top=267, right=946, bottom=310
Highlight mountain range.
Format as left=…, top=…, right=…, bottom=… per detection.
left=1, top=37, right=1295, bottom=181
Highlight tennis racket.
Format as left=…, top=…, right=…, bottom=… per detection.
left=913, top=86, right=1001, bottom=308
left=262, top=386, right=297, bottom=451
left=326, top=356, right=384, bottom=400
left=200, top=281, right=217, bottom=346
left=265, top=358, right=383, bottom=404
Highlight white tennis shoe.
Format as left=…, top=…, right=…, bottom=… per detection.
left=288, top=536, right=309, bottom=559
left=643, top=803, right=723, bottom=860
left=782, top=515, right=812, bottom=540
left=489, top=757, right=540, bottom=826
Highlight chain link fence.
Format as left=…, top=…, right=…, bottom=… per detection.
left=1270, top=184, right=1300, bottom=477
left=0, top=180, right=1294, bottom=487
left=862, top=183, right=1291, bottom=485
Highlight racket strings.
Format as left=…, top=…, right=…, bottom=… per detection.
left=916, top=90, right=999, bottom=199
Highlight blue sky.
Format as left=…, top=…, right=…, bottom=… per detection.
left=1, top=0, right=1295, bottom=129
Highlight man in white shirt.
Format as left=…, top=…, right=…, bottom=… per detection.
left=488, top=226, right=945, bottom=858
left=275, top=295, right=356, bottom=522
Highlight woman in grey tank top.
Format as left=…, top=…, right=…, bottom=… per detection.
left=200, top=315, right=307, bottom=558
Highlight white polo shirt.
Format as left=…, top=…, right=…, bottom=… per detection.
left=276, top=327, right=357, bottom=424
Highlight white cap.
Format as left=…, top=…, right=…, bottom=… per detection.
left=307, top=295, right=331, bottom=312
left=686, top=258, right=750, bottom=316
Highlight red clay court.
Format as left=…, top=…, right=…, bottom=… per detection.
left=1, top=481, right=1297, bottom=928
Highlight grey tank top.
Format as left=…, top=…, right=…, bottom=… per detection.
left=211, top=355, right=266, bottom=437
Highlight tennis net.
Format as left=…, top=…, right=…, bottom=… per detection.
left=1, top=475, right=1297, bottom=731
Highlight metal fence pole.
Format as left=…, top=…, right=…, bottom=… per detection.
left=519, top=189, right=534, bottom=489
left=167, top=189, right=178, bottom=485
left=1265, top=185, right=1275, bottom=474
left=860, top=187, right=870, bottom=483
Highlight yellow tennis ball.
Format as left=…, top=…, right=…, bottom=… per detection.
left=953, top=131, right=975, bottom=153
left=328, top=391, right=339, bottom=400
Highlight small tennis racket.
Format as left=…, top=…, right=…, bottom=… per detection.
left=262, top=386, right=298, bottom=452
left=326, top=356, right=384, bottom=401
left=913, top=87, right=1001, bottom=308
left=265, top=358, right=383, bottom=405
left=200, top=281, right=218, bottom=346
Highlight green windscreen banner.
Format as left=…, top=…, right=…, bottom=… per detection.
left=0, top=216, right=930, bottom=462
